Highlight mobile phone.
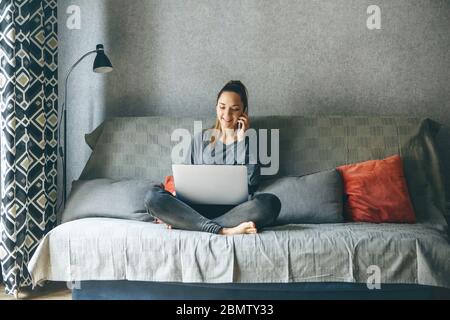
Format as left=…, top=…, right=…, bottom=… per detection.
left=237, top=109, right=248, bottom=131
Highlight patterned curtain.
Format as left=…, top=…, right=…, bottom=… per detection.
left=0, top=0, right=57, bottom=296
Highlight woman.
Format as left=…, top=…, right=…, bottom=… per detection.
left=144, top=81, right=281, bottom=235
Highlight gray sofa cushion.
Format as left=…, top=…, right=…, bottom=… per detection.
left=256, top=169, right=344, bottom=225
left=84, top=122, right=106, bottom=150
left=61, top=179, right=155, bottom=224
left=79, top=116, right=447, bottom=227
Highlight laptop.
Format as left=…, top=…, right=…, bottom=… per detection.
left=172, top=164, right=249, bottom=205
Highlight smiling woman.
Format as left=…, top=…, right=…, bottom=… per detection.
left=211, top=80, right=250, bottom=145
left=144, top=80, right=282, bottom=236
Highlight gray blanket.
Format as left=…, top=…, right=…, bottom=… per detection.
left=28, top=218, right=450, bottom=289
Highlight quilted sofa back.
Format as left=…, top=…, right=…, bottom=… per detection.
left=80, top=115, right=432, bottom=178
left=79, top=115, right=446, bottom=222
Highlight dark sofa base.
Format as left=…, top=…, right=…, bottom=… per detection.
left=71, top=281, right=450, bottom=300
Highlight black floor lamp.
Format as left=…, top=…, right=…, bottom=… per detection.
left=60, top=44, right=113, bottom=208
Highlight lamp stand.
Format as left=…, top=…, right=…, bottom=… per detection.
left=61, top=50, right=97, bottom=208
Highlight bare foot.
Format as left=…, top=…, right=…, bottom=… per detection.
left=220, top=222, right=257, bottom=235
left=153, top=218, right=172, bottom=229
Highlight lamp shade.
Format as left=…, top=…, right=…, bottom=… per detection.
left=93, top=44, right=113, bottom=73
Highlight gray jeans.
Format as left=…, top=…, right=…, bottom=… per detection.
left=144, top=184, right=281, bottom=234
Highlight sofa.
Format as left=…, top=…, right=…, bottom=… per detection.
left=28, top=115, right=450, bottom=299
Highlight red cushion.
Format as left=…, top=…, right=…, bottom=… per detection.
left=163, top=175, right=176, bottom=195
left=336, top=155, right=416, bottom=223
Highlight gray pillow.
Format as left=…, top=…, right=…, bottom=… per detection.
left=61, top=179, right=156, bottom=224
left=256, top=169, right=344, bottom=225
left=84, top=122, right=105, bottom=150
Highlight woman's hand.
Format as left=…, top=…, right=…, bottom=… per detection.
left=237, top=112, right=250, bottom=142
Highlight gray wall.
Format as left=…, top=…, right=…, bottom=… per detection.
left=58, top=0, right=450, bottom=207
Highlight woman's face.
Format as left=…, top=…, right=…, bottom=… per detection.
left=216, top=91, right=244, bottom=130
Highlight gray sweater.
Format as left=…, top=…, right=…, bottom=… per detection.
left=183, top=131, right=261, bottom=194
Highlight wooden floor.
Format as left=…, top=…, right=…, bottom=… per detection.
left=0, top=282, right=71, bottom=300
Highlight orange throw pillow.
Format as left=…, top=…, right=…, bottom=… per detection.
left=163, top=175, right=176, bottom=196
left=336, top=155, right=416, bottom=223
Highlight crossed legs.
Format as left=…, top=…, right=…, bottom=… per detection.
left=144, top=184, right=281, bottom=235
